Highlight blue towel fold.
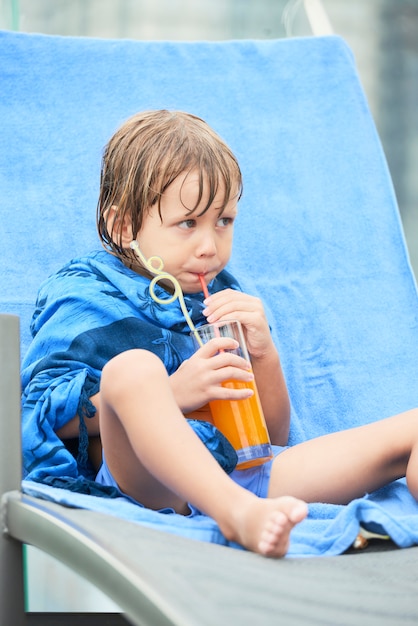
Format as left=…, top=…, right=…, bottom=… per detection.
left=2, top=30, right=418, bottom=556
left=22, top=478, right=418, bottom=557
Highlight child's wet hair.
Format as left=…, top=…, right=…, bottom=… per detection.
left=97, top=110, right=242, bottom=263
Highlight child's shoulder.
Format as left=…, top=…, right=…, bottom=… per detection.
left=35, top=250, right=124, bottom=298
left=47, top=250, right=130, bottom=282
left=56, top=249, right=118, bottom=273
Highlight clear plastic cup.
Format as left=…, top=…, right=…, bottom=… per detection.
left=192, top=320, right=273, bottom=469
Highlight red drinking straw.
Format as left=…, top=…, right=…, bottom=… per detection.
left=198, top=273, right=210, bottom=299
left=199, top=274, right=224, bottom=347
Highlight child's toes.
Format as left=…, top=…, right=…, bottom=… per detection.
left=258, top=512, right=289, bottom=556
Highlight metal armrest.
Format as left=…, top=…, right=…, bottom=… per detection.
left=3, top=491, right=195, bottom=626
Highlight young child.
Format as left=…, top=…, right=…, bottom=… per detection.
left=22, top=110, right=418, bottom=558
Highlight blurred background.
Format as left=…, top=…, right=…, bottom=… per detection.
left=1, top=0, right=417, bottom=278
left=1, top=0, right=417, bottom=613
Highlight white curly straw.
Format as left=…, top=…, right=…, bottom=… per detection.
left=130, top=240, right=203, bottom=346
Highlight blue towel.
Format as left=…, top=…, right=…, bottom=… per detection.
left=2, top=30, right=418, bottom=556
left=22, top=478, right=418, bottom=557
left=21, top=251, right=239, bottom=483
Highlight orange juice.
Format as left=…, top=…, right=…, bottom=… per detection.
left=192, top=319, right=273, bottom=470
left=209, top=377, right=273, bottom=470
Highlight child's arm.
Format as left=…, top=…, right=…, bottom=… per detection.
left=199, top=289, right=290, bottom=446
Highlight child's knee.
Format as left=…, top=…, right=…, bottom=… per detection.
left=102, top=349, right=165, bottom=392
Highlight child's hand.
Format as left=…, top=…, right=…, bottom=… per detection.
left=202, top=289, right=273, bottom=359
left=169, top=336, right=254, bottom=414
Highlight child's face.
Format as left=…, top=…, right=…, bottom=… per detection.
left=135, top=170, right=238, bottom=294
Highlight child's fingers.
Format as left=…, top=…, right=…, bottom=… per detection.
left=209, top=381, right=254, bottom=401
left=210, top=363, right=254, bottom=384
left=203, top=291, right=264, bottom=323
left=195, top=336, right=249, bottom=363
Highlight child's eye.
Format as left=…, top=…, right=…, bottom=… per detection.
left=178, top=219, right=196, bottom=229
left=217, top=216, right=234, bottom=228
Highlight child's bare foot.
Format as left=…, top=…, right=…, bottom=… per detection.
left=221, top=495, right=308, bottom=557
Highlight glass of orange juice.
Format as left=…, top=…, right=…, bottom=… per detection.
left=192, top=320, right=273, bottom=470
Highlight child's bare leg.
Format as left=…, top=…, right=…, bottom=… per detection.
left=268, top=409, right=418, bottom=503
left=99, top=349, right=307, bottom=557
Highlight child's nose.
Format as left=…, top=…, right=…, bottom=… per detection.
left=196, top=231, right=217, bottom=256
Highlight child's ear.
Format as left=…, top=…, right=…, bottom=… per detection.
left=105, top=206, right=134, bottom=247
